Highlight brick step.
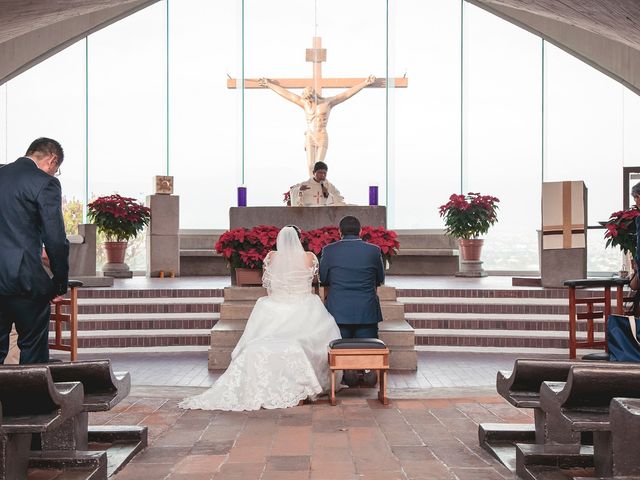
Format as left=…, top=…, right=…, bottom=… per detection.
left=77, top=303, right=221, bottom=315
left=396, top=288, right=618, bottom=299
left=52, top=313, right=219, bottom=331
left=74, top=296, right=223, bottom=315
left=414, top=345, right=602, bottom=355
left=78, top=288, right=223, bottom=299
left=49, top=329, right=211, bottom=348
left=405, top=313, right=604, bottom=332
left=414, top=328, right=603, bottom=349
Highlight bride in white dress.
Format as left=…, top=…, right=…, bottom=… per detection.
left=179, top=226, right=342, bottom=411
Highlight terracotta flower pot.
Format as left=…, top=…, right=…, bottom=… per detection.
left=103, top=241, right=128, bottom=264
left=234, top=268, right=263, bottom=286
left=459, top=238, right=484, bottom=261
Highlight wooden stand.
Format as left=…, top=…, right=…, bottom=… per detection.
left=564, top=278, right=630, bottom=359
left=328, top=347, right=390, bottom=406
left=49, top=280, right=83, bottom=360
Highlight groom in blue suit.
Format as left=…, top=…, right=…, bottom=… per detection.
left=319, top=216, right=385, bottom=340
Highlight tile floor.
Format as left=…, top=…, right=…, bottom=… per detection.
left=51, top=350, right=550, bottom=479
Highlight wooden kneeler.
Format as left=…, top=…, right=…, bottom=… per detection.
left=49, top=280, right=83, bottom=360
left=328, top=338, right=390, bottom=406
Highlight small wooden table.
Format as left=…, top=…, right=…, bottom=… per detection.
left=328, top=339, right=390, bottom=406
left=49, top=280, right=83, bottom=360
left=563, top=277, right=630, bottom=359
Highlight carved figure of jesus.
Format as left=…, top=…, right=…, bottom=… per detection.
left=258, top=75, right=376, bottom=176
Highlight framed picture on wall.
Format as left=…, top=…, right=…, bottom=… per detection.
left=623, top=167, right=640, bottom=211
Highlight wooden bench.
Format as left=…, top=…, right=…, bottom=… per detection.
left=328, top=338, right=389, bottom=406
left=49, top=280, right=83, bottom=361
left=516, top=364, right=640, bottom=479
left=0, top=366, right=86, bottom=480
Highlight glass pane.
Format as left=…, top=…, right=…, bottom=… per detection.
left=3, top=40, right=86, bottom=233
left=169, top=0, right=241, bottom=229
left=389, top=0, right=461, bottom=229
left=544, top=42, right=624, bottom=272
left=464, top=3, right=542, bottom=271
left=243, top=0, right=386, bottom=209
left=87, top=3, right=165, bottom=269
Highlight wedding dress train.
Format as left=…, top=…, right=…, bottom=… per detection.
left=179, top=227, right=341, bottom=411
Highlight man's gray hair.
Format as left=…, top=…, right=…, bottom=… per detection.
left=632, top=182, right=640, bottom=199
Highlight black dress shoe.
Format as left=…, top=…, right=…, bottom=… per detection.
left=362, top=370, right=378, bottom=387
left=342, top=370, right=359, bottom=387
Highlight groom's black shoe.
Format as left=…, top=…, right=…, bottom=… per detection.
left=343, top=370, right=359, bottom=387
left=362, top=370, right=378, bottom=387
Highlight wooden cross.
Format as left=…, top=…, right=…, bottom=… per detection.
left=227, top=36, right=408, bottom=93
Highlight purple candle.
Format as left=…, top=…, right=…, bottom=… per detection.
left=369, top=186, right=378, bottom=206
left=237, top=186, right=247, bottom=207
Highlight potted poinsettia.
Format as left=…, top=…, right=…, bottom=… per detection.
left=439, top=192, right=500, bottom=260
left=604, top=208, right=640, bottom=276
left=215, top=225, right=279, bottom=285
left=87, top=194, right=151, bottom=268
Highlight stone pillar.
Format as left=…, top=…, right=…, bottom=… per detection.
left=146, top=194, right=180, bottom=277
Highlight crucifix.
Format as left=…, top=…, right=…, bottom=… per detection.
left=228, top=37, right=408, bottom=176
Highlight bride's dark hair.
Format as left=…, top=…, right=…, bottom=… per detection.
left=283, top=224, right=302, bottom=239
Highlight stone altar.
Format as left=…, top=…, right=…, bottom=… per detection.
left=230, top=206, right=386, bottom=230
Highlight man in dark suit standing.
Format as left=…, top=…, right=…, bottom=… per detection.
left=0, top=138, right=69, bottom=364
left=319, top=215, right=385, bottom=338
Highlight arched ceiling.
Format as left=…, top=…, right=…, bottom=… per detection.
left=0, top=0, right=160, bottom=85
left=467, top=0, right=640, bottom=95
left=1, top=0, right=640, bottom=94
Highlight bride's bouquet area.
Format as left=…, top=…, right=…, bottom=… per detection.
left=215, top=224, right=399, bottom=269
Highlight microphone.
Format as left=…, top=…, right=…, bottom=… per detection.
left=321, top=182, right=329, bottom=198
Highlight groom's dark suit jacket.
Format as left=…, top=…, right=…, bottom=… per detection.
left=0, top=157, right=69, bottom=297
left=319, top=235, right=385, bottom=325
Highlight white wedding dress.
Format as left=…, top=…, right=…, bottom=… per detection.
left=179, top=227, right=341, bottom=411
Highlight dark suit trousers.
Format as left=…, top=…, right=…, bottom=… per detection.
left=0, top=295, right=51, bottom=364
left=339, top=323, right=379, bottom=340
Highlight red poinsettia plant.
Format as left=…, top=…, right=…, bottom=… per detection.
left=215, top=225, right=279, bottom=269
left=604, top=208, right=640, bottom=257
left=439, top=192, right=500, bottom=239
left=216, top=224, right=400, bottom=269
left=87, top=194, right=151, bottom=242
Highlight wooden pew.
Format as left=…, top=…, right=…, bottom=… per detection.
left=478, top=358, right=633, bottom=472
left=36, top=360, right=134, bottom=451
left=0, top=366, right=88, bottom=480
left=36, top=360, right=146, bottom=477
left=607, top=397, right=640, bottom=478
left=516, top=364, right=640, bottom=479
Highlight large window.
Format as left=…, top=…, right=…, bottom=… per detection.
left=2, top=0, right=640, bottom=273
left=463, top=3, right=542, bottom=270
left=169, top=0, right=240, bottom=228
left=544, top=42, right=625, bottom=272
left=243, top=0, right=387, bottom=208
left=390, top=0, right=461, bottom=229
left=4, top=40, right=86, bottom=232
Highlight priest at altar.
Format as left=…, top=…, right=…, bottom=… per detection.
left=290, top=161, right=345, bottom=207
